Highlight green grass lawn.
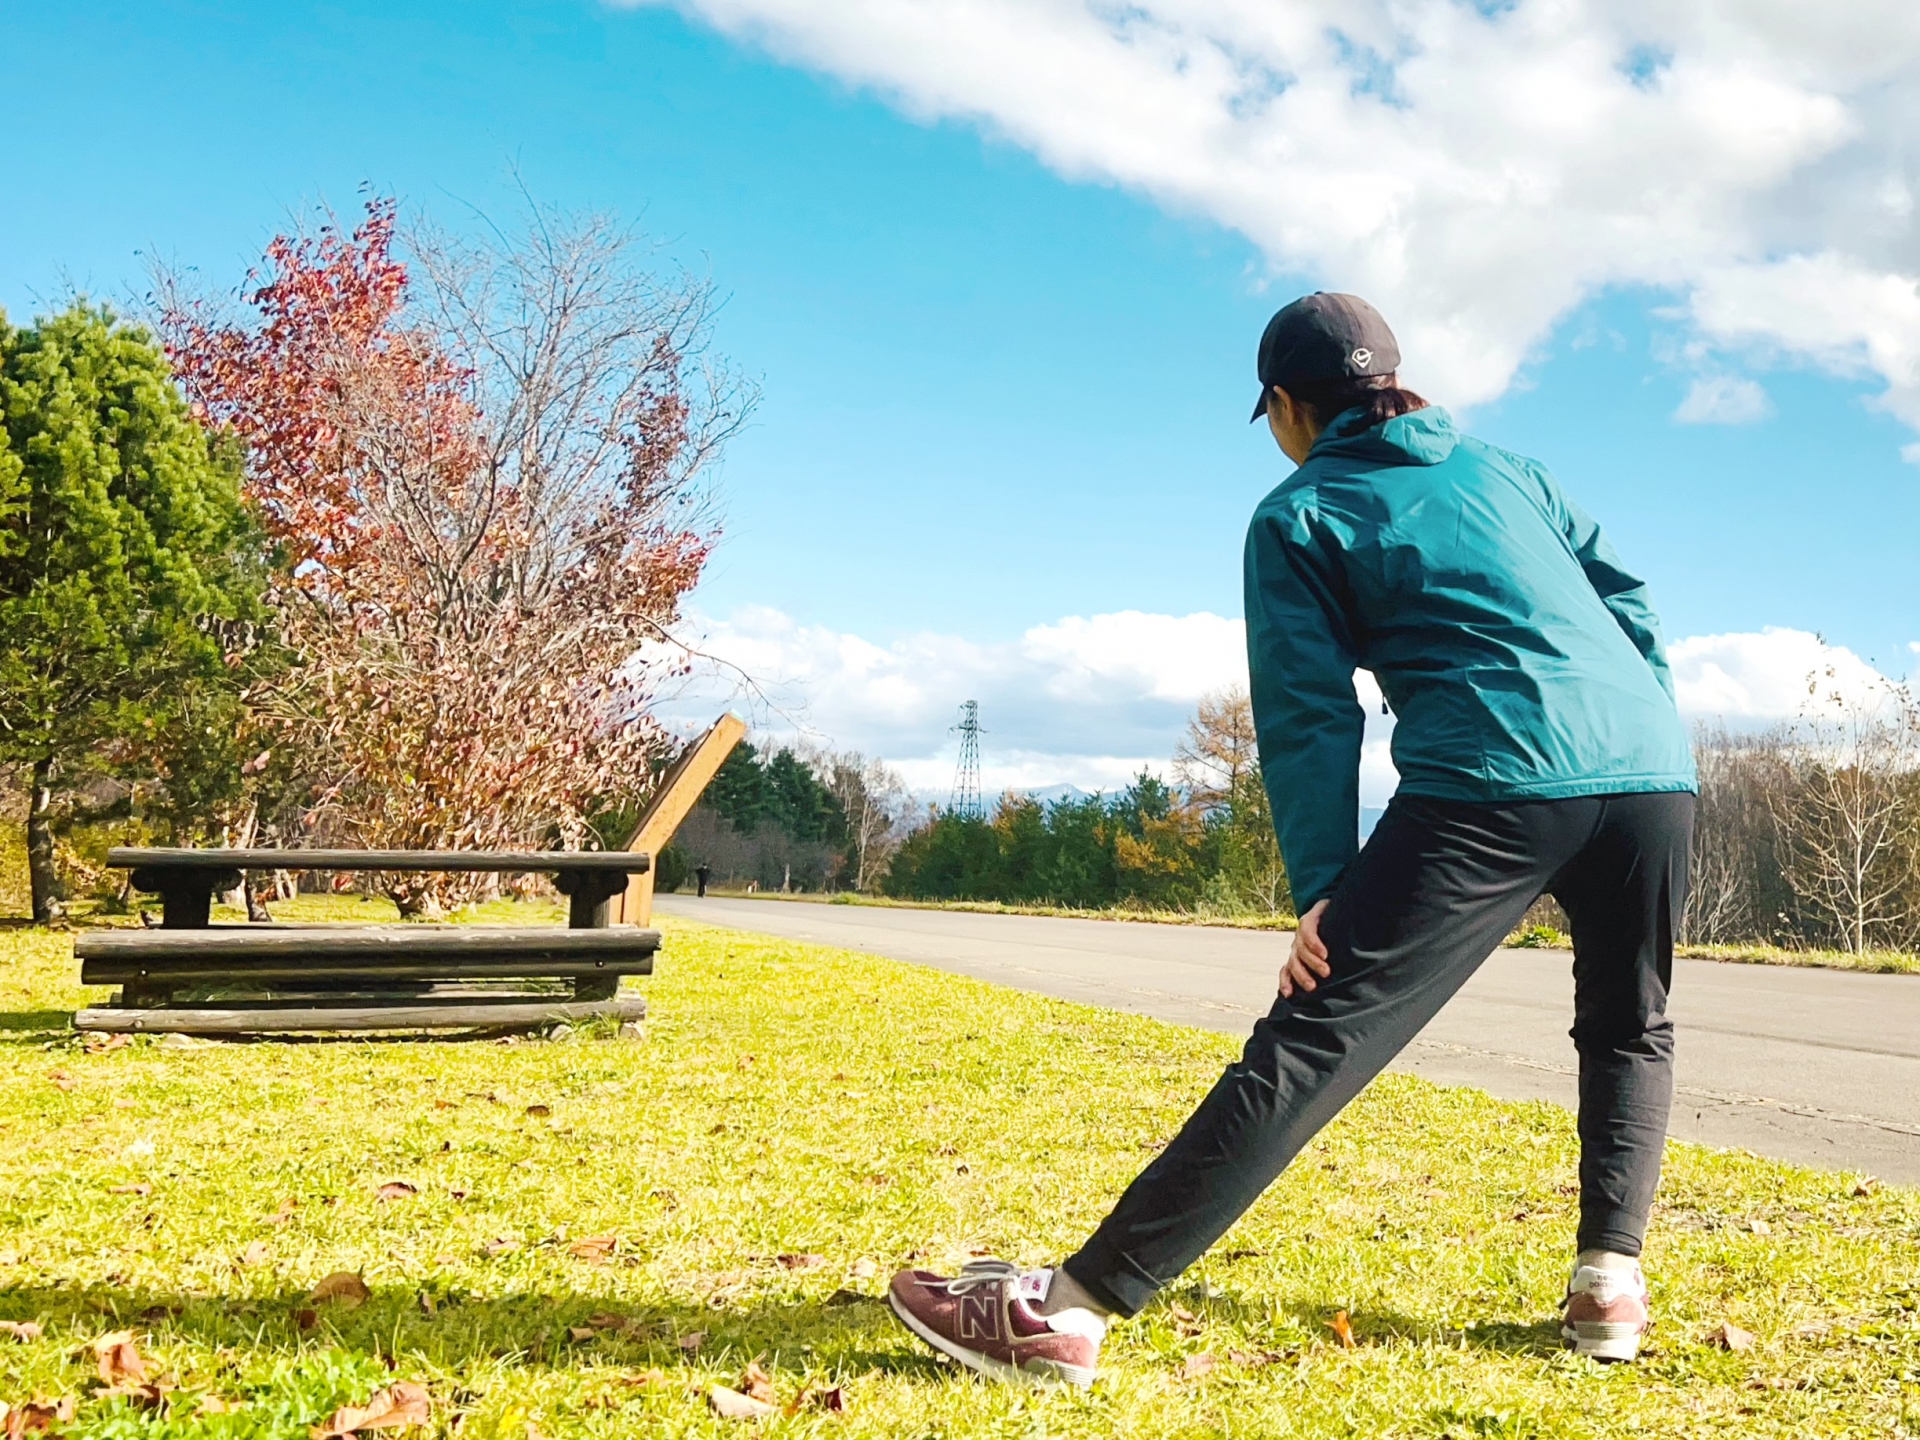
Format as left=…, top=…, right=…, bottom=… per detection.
left=2, top=909, right=1917, bottom=1438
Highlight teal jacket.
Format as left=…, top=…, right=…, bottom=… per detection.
left=1244, top=406, right=1695, bottom=910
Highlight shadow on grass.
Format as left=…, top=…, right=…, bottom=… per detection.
left=0, top=1280, right=920, bottom=1378
left=0, top=1010, right=75, bottom=1033
left=1191, top=1289, right=1566, bottom=1361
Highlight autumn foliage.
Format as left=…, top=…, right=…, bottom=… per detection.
left=159, top=199, right=745, bottom=909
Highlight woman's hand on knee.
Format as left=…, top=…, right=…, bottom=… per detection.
left=1281, top=900, right=1331, bottom=998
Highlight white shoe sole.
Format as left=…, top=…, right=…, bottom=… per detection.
left=888, top=1291, right=1095, bottom=1389
left=1562, top=1321, right=1645, bottom=1363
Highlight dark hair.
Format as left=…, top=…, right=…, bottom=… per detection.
left=1285, top=372, right=1428, bottom=436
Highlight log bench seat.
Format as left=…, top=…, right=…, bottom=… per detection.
left=75, top=847, right=658, bottom=1036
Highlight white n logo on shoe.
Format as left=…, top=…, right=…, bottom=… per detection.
left=958, top=1293, right=1002, bottom=1342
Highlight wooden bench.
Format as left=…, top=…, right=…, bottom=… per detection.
left=75, top=848, right=656, bottom=1036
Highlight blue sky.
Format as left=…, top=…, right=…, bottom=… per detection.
left=6, top=1, right=1917, bottom=792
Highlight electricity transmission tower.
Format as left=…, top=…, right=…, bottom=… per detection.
left=950, top=700, right=984, bottom=818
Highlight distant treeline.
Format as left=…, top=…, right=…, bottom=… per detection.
left=661, top=741, right=906, bottom=894
left=883, top=681, right=1920, bottom=956
left=886, top=691, right=1289, bottom=916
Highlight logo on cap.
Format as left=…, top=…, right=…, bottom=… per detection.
left=1351, top=347, right=1373, bottom=368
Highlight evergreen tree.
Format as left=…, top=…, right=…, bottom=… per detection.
left=0, top=304, right=265, bottom=921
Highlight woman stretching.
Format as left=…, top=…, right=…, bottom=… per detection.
left=887, top=292, right=1696, bottom=1385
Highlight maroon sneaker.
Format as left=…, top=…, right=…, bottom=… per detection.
left=1561, top=1262, right=1652, bottom=1362
left=888, top=1260, right=1103, bottom=1388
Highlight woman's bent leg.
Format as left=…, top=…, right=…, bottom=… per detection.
left=1062, top=796, right=1597, bottom=1317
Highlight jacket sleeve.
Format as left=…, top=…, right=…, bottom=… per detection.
left=1244, top=502, right=1366, bottom=912
left=1551, top=481, right=1676, bottom=702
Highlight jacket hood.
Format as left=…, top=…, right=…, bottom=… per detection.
left=1308, top=404, right=1458, bottom=468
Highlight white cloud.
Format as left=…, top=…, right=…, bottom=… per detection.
left=645, top=605, right=1260, bottom=796
left=651, top=609, right=1905, bottom=808
left=629, top=0, right=1920, bottom=445
left=1668, top=626, right=1898, bottom=723
left=1674, top=374, right=1770, bottom=424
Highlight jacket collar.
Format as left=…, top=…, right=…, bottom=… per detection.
left=1307, top=404, right=1459, bottom=468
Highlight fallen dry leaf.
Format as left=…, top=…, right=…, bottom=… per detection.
left=373, top=1182, right=418, bottom=1203
left=310, top=1381, right=431, bottom=1439
left=3, top=1396, right=76, bottom=1437
left=677, top=1330, right=707, bottom=1355
left=584, top=1312, right=629, bottom=1331
left=239, top=1241, right=272, bottom=1267
left=269, top=1198, right=299, bottom=1225
left=1328, top=1311, right=1357, bottom=1349
left=310, top=1272, right=372, bottom=1309
left=1181, top=1352, right=1217, bottom=1380
left=83, top=1033, right=132, bottom=1054
left=776, top=1253, right=825, bottom=1270
left=1707, top=1321, right=1756, bottom=1351
left=1852, top=1179, right=1878, bottom=1198
left=1167, top=1303, right=1203, bottom=1337
left=1228, top=1348, right=1286, bottom=1367
left=707, top=1386, right=772, bottom=1422
left=523, top=1104, right=551, bottom=1118
left=740, top=1361, right=776, bottom=1405
left=197, top=1395, right=243, bottom=1415
left=568, top=1235, right=618, bottom=1262
left=849, top=1258, right=878, bottom=1280
left=45, top=1072, right=75, bottom=1093
left=1748, top=1218, right=1771, bottom=1236
left=0, top=1321, right=44, bottom=1342
left=108, top=1184, right=152, bottom=1197
left=292, top=1308, right=319, bottom=1332
left=618, top=1369, right=667, bottom=1389
left=567, top=1327, right=596, bottom=1343
left=90, top=1330, right=147, bottom=1389
left=432, top=1099, right=458, bottom=1111
left=805, top=1385, right=848, bottom=1413
left=482, top=1238, right=522, bottom=1257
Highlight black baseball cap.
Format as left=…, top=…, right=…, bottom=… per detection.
left=1250, top=292, right=1401, bottom=422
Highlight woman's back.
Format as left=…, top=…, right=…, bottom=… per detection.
left=1245, top=404, right=1694, bottom=905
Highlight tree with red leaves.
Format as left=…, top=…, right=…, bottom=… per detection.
left=159, top=199, right=749, bottom=912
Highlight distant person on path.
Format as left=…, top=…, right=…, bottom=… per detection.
left=695, top=863, right=711, bottom=899
left=889, top=294, right=1696, bottom=1385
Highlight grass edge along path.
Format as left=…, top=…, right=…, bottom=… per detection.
left=0, top=910, right=1916, bottom=1438
left=684, top=887, right=1920, bottom=976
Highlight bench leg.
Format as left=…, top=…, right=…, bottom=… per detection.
left=572, top=973, right=621, bottom=1001
left=554, top=870, right=631, bottom=929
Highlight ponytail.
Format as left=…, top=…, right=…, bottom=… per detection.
left=1287, top=373, right=1429, bottom=436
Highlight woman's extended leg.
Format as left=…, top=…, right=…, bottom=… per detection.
left=1058, top=794, right=1602, bottom=1317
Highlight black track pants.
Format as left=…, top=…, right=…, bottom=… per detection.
left=1062, top=790, right=1693, bottom=1318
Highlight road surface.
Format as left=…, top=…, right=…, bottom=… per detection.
left=656, top=894, right=1920, bottom=1184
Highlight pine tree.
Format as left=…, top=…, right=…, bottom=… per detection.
left=0, top=304, right=265, bottom=921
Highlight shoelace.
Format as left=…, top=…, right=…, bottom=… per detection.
left=936, top=1259, right=1022, bottom=1295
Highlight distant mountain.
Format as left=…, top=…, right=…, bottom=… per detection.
left=1022, top=782, right=1099, bottom=806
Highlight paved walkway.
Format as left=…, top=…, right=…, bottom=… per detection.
left=657, top=895, right=1920, bottom=1183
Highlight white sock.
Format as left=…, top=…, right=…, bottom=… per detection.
left=1576, top=1249, right=1639, bottom=1275
left=1024, top=1268, right=1112, bottom=1332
